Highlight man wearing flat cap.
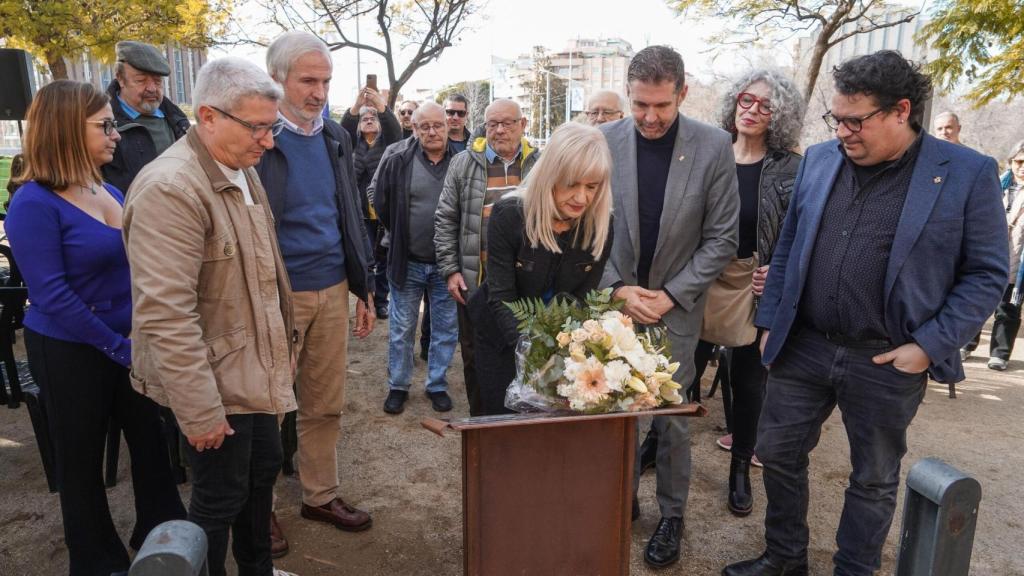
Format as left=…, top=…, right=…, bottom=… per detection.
left=102, top=40, right=191, bottom=194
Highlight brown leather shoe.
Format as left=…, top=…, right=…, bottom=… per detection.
left=301, top=498, right=373, bottom=532
left=270, top=512, right=289, bottom=559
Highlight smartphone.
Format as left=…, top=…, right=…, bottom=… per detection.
left=366, top=74, right=377, bottom=91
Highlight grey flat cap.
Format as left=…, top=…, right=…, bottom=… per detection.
left=116, top=41, right=170, bottom=76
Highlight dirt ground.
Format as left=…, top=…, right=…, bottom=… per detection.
left=1, top=306, right=1023, bottom=576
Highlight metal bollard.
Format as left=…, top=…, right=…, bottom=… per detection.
left=895, top=458, right=981, bottom=576
left=129, top=520, right=209, bottom=576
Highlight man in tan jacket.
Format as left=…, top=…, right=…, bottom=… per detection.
left=124, top=57, right=296, bottom=576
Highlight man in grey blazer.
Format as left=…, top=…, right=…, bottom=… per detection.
left=599, top=45, right=739, bottom=569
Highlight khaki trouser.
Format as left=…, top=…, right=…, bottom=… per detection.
left=293, top=280, right=350, bottom=507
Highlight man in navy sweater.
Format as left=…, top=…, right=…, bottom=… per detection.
left=256, top=31, right=377, bottom=556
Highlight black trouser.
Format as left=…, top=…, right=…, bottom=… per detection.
left=457, top=302, right=482, bottom=415
left=183, top=413, right=282, bottom=576
left=24, top=328, right=186, bottom=576
left=369, top=219, right=390, bottom=309
left=990, top=284, right=1020, bottom=361
left=757, top=329, right=926, bottom=575
left=728, top=339, right=767, bottom=461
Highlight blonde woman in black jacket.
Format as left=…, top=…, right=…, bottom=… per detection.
left=469, top=122, right=614, bottom=415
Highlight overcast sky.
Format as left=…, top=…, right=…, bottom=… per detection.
left=217, top=0, right=797, bottom=107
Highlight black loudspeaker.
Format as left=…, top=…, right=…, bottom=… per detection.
left=0, top=49, right=34, bottom=121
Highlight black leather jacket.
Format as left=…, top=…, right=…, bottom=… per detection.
left=756, top=148, right=802, bottom=265
left=469, top=196, right=613, bottom=348
left=102, top=80, right=190, bottom=195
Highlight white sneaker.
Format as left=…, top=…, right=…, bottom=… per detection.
left=274, top=569, right=298, bottom=576
left=988, top=358, right=1008, bottom=371
left=960, top=348, right=972, bottom=361
left=716, top=433, right=733, bottom=451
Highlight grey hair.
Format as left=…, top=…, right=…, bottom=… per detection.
left=934, top=110, right=960, bottom=125
left=355, top=106, right=379, bottom=137
left=484, top=99, right=522, bottom=119
left=1008, top=140, right=1024, bottom=163
left=716, top=68, right=806, bottom=152
left=628, top=45, right=686, bottom=91
left=192, top=57, right=282, bottom=119
left=587, top=90, right=625, bottom=111
left=266, top=30, right=331, bottom=83
left=412, top=101, right=444, bottom=123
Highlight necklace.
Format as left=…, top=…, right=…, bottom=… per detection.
left=79, top=184, right=98, bottom=196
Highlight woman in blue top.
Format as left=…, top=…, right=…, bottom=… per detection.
left=6, top=80, right=185, bottom=575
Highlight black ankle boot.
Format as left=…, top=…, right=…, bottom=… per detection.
left=728, top=456, right=753, bottom=516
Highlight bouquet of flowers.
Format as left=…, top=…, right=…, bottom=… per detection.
left=504, top=288, right=685, bottom=414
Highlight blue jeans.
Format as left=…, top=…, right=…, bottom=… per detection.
left=388, top=261, right=457, bottom=392
left=756, top=328, right=927, bottom=575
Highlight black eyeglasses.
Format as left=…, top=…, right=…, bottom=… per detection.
left=86, top=119, right=119, bottom=136
left=485, top=119, right=522, bottom=131
left=210, top=105, right=284, bottom=139
left=399, top=109, right=415, bottom=116
left=737, top=92, right=772, bottom=115
left=445, top=109, right=467, bottom=118
left=822, top=108, right=885, bottom=133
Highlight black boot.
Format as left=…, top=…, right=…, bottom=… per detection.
left=722, top=551, right=808, bottom=576
left=639, top=426, right=658, bottom=474
left=644, top=517, right=683, bottom=568
left=728, top=456, right=753, bottom=516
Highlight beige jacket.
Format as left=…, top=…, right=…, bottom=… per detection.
left=124, top=129, right=296, bottom=437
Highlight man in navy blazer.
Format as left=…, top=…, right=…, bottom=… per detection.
left=724, top=51, right=1007, bottom=576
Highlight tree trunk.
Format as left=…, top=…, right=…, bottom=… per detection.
left=46, top=52, right=69, bottom=80
left=803, top=39, right=830, bottom=104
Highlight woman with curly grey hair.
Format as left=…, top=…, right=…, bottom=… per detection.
left=712, top=68, right=805, bottom=516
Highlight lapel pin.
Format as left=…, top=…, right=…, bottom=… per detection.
left=933, top=176, right=943, bottom=184
left=678, top=155, right=685, bottom=161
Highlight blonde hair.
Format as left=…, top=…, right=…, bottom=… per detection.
left=20, top=80, right=109, bottom=190
left=521, top=122, right=612, bottom=259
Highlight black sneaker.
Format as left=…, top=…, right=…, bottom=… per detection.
left=375, top=306, right=389, bottom=320
left=426, top=390, right=452, bottom=412
left=383, top=389, right=408, bottom=414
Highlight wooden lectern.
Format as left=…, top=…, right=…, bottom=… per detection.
left=423, top=405, right=706, bottom=576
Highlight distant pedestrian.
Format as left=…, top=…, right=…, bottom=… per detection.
left=343, top=86, right=402, bottom=319
left=932, top=110, right=962, bottom=144
left=398, top=99, right=419, bottom=139
left=986, top=140, right=1024, bottom=371
left=444, top=93, right=472, bottom=153
left=583, top=90, right=625, bottom=125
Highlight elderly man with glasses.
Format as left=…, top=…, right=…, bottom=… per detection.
left=434, top=99, right=539, bottom=416
left=124, top=57, right=298, bottom=576
left=723, top=50, right=1008, bottom=576
left=370, top=102, right=459, bottom=414
left=583, top=90, right=625, bottom=125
